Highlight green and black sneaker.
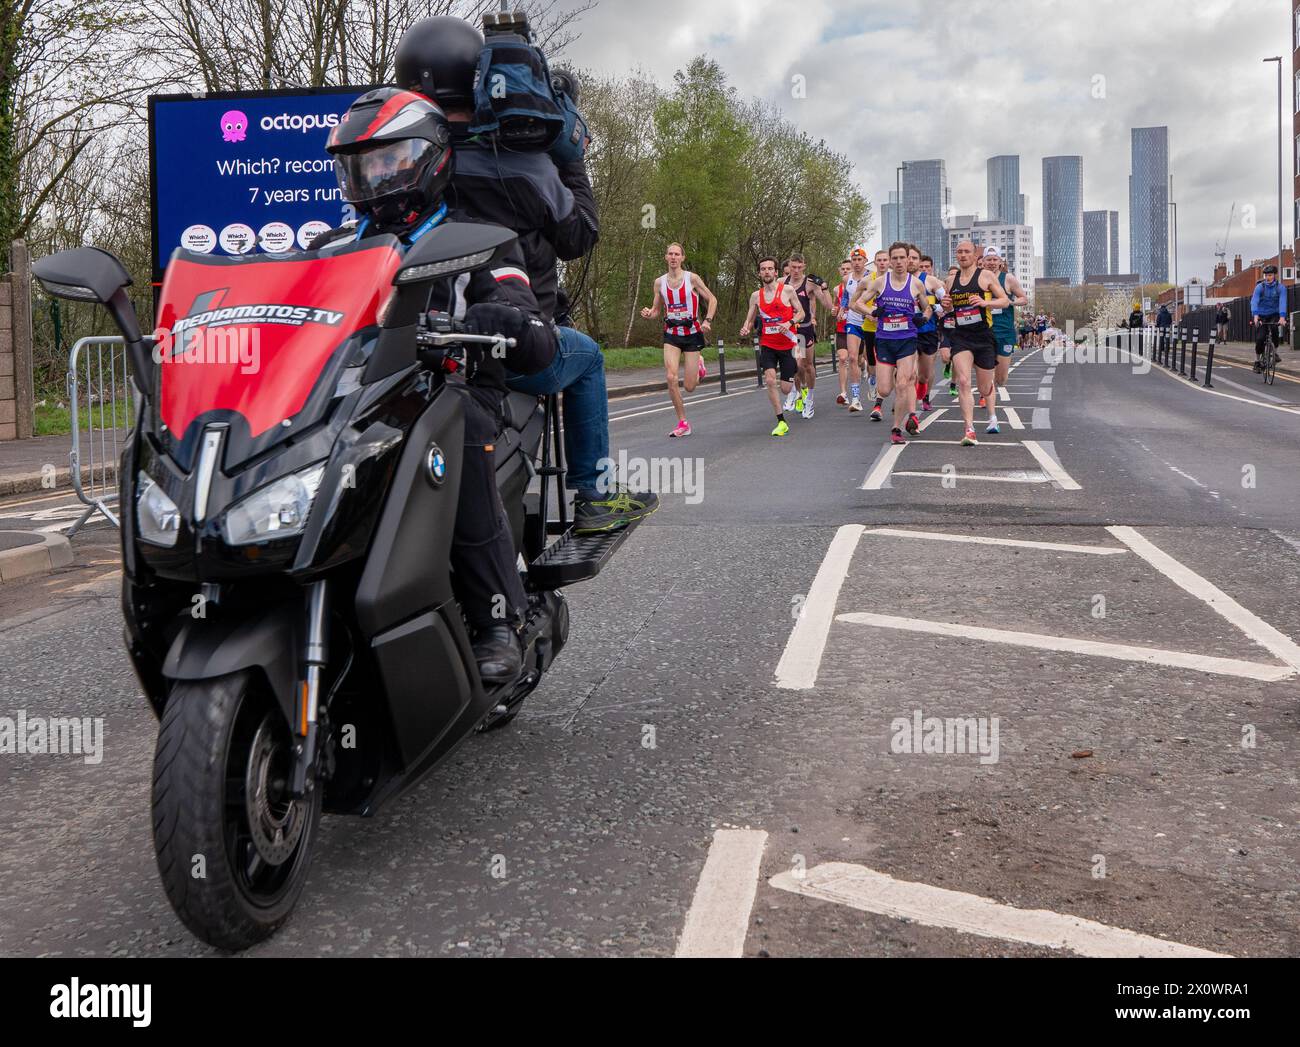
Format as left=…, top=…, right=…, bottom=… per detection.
left=573, top=487, right=660, bottom=534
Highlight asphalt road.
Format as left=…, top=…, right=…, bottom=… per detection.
left=1, top=344, right=1298, bottom=957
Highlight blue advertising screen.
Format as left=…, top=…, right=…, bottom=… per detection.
left=149, top=87, right=378, bottom=280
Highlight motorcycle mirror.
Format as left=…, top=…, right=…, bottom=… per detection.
left=33, top=246, right=133, bottom=305
left=395, top=222, right=518, bottom=286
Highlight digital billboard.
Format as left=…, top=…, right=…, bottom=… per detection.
left=148, top=86, right=379, bottom=282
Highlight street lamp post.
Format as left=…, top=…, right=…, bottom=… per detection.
left=1265, top=57, right=1284, bottom=275
left=1170, top=175, right=1178, bottom=321
left=895, top=164, right=904, bottom=247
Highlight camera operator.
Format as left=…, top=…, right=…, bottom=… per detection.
left=395, top=17, right=655, bottom=534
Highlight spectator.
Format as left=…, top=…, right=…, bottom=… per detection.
left=1215, top=304, right=1231, bottom=344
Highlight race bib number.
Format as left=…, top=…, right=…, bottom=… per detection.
left=956, top=306, right=984, bottom=327
left=991, top=308, right=1004, bottom=315
left=763, top=323, right=785, bottom=336
left=667, top=309, right=692, bottom=323
left=882, top=315, right=909, bottom=333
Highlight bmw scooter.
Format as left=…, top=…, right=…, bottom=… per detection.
left=33, top=221, right=636, bottom=951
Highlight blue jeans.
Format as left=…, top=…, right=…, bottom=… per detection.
left=507, top=326, right=609, bottom=497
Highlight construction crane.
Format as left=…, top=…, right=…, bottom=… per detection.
left=1214, top=203, right=1236, bottom=269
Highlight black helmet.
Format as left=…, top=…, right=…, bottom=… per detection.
left=327, top=88, right=453, bottom=232
left=1263, top=264, right=1279, bottom=275
left=395, top=16, right=484, bottom=110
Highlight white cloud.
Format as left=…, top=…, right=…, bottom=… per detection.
left=563, top=0, right=1293, bottom=281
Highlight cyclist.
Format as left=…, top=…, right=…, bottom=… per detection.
left=1251, top=264, right=1288, bottom=373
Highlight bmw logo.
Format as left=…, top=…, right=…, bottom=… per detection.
left=426, top=444, right=447, bottom=487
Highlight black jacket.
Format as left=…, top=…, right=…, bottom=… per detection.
left=314, top=210, right=557, bottom=389
left=1156, top=308, right=1173, bottom=329
left=447, top=131, right=599, bottom=323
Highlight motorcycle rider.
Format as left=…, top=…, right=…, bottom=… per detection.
left=320, top=88, right=554, bottom=686
left=394, top=16, right=656, bottom=533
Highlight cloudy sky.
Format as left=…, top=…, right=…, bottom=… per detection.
left=563, top=0, right=1292, bottom=282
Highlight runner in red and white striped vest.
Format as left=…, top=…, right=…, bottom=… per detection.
left=641, top=242, right=718, bottom=438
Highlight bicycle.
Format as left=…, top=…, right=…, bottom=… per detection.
left=1258, top=321, right=1281, bottom=387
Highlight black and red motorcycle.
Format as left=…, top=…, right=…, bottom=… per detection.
left=33, top=222, right=635, bottom=951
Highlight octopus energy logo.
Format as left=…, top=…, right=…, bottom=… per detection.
left=220, top=110, right=249, bottom=143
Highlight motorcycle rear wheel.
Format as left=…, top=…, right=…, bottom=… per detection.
left=151, top=671, right=322, bottom=951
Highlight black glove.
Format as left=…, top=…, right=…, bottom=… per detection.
left=809, top=274, right=827, bottom=288
left=464, top=302, right=527, bottom=342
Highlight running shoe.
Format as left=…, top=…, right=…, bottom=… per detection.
left=979, top=396, right=987, bottom=409
left=802, top=392, right=815, bottom=420
left=986, top=420, right=1000, bottom=435
left=869, top=403, right=883, bottom=422
left=574, top=487, right=661, bottom=534
left=868, top=376, right=878, bottom=397
left=783, top=388, right=799, bottom=412
left=961, top=429, right=978, bottom=447
left=905, top=413, right=920, bottom=436
left=669, top=420, right=692, bottom=438
left=890, top=428, right=907, bottom=445
left=836, top=393, right=849, bottom=407
left=921, top=396, right=932, bottom=412
left=794, top=388, right=807, bottom=413
left=949, top=384, right=958, bottom=399
left=698, top=359, right=708, bottom=380
left=943, top=363, right=952, bottom=380
left=850, top=397, right=864, bottom=413
left=772, top=419, right=790, bottom=437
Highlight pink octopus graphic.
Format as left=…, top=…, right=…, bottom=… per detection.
left=220, top=110, right=249, bottom=143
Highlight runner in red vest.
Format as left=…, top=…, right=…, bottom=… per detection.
left=641, top=242, right=717, bottom=437
left=740, top=257, right=805, bottom=437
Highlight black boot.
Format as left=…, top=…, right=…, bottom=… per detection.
left=473, top=625, right=523, bottom=687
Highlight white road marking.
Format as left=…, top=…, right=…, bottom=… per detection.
left=905, top=440, right=1021, bottom=446
left=836, top=611, right=1293, bottom=682
left=1022, top=440, right=1081, bottom=491
left=861, top=445, right=907, bottom=491
left=769, top=863, right=1227, bottom=958
left=917, top=407, right=949, bottom=432
left=774, top=525, right=864, bottom=690
left=1115, top=347, right=1300, bottom=415
left=1270, top=530, right=1300, bottom=557
left=1209, top=373, right=1288, bottom=404
left=893, top=471, right=1050, bottom=484
left=1037, top=387, right=1053, bottom=401
left=863, top=528, right=1129, bottom=556
left=1042, top=374, right=1054, bottom=385
left=997, top=386, right=1010, bottom=402
left=676, top=829, right=768, bottom=958
left=1003, top=407, right=1025, bottom=430
left=1108, top=526, right=1300, bottom=672
left=1032, top=408, right=1051, bottom=429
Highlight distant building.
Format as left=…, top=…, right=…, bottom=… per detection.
left=900, top=160, right=952, bottom=271
left=947, top=216, right=1035, bottom=291
left=987, top=156, right=1026, bottom=226
left=1208, top=249, right=1297, bottom=300
left=1042, top=156, right=1084, bottom=284
left=1129, top=126, right=1169, bottom=283
left=881, top=191, right=901, bottom=250
left=1084, top=273, right=1141, bottom=294
left=1083, top=211, right=1121, bottom=277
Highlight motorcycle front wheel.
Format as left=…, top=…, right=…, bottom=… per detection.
left=151, top=671, right=322, bottom=951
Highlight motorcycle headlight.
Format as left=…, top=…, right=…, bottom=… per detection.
left=222, top=463, right=326, bottom=547
left=137, top=473, right=181, bottom=547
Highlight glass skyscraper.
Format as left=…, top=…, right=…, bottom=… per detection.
left=1129, top=126, right=1169, bottom=283
left=1083, top=210, right=1120, bottom=277
left=900, top=160, right=951, bottom=271
left=1042, top=156, right=1084, bottom=285
left=987, top=156, right=1025, bottom=225
left=881, top=191, right=900, bottom=250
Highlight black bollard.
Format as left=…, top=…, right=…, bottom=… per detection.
left=753, top=336, right=762, bottom=388
left=1179, top=328, right=1187, bottom=376
left=1189, top=331, right=1198, bottom=383
left=717, top=338, right=727, bottom=395
left=1203, top=332, right=1216, bottom=389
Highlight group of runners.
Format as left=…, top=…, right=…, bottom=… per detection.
left=644, top=238, right=1030, bottom=446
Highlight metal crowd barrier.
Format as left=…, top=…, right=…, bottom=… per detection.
left=67, top=336, right=136, bottom=536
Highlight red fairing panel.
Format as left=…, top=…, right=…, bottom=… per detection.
left=155, top=245, right=401, bottom=440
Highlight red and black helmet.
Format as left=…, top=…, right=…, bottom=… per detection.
left=327, top=88, right=454, bottom=231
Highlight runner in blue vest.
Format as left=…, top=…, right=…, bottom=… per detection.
left=982, top=248, right=1029, bottom=433
left=852, top=241, right=933, bottom=445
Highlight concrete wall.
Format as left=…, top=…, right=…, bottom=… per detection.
left=0, top=241, right=34, bottom=441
